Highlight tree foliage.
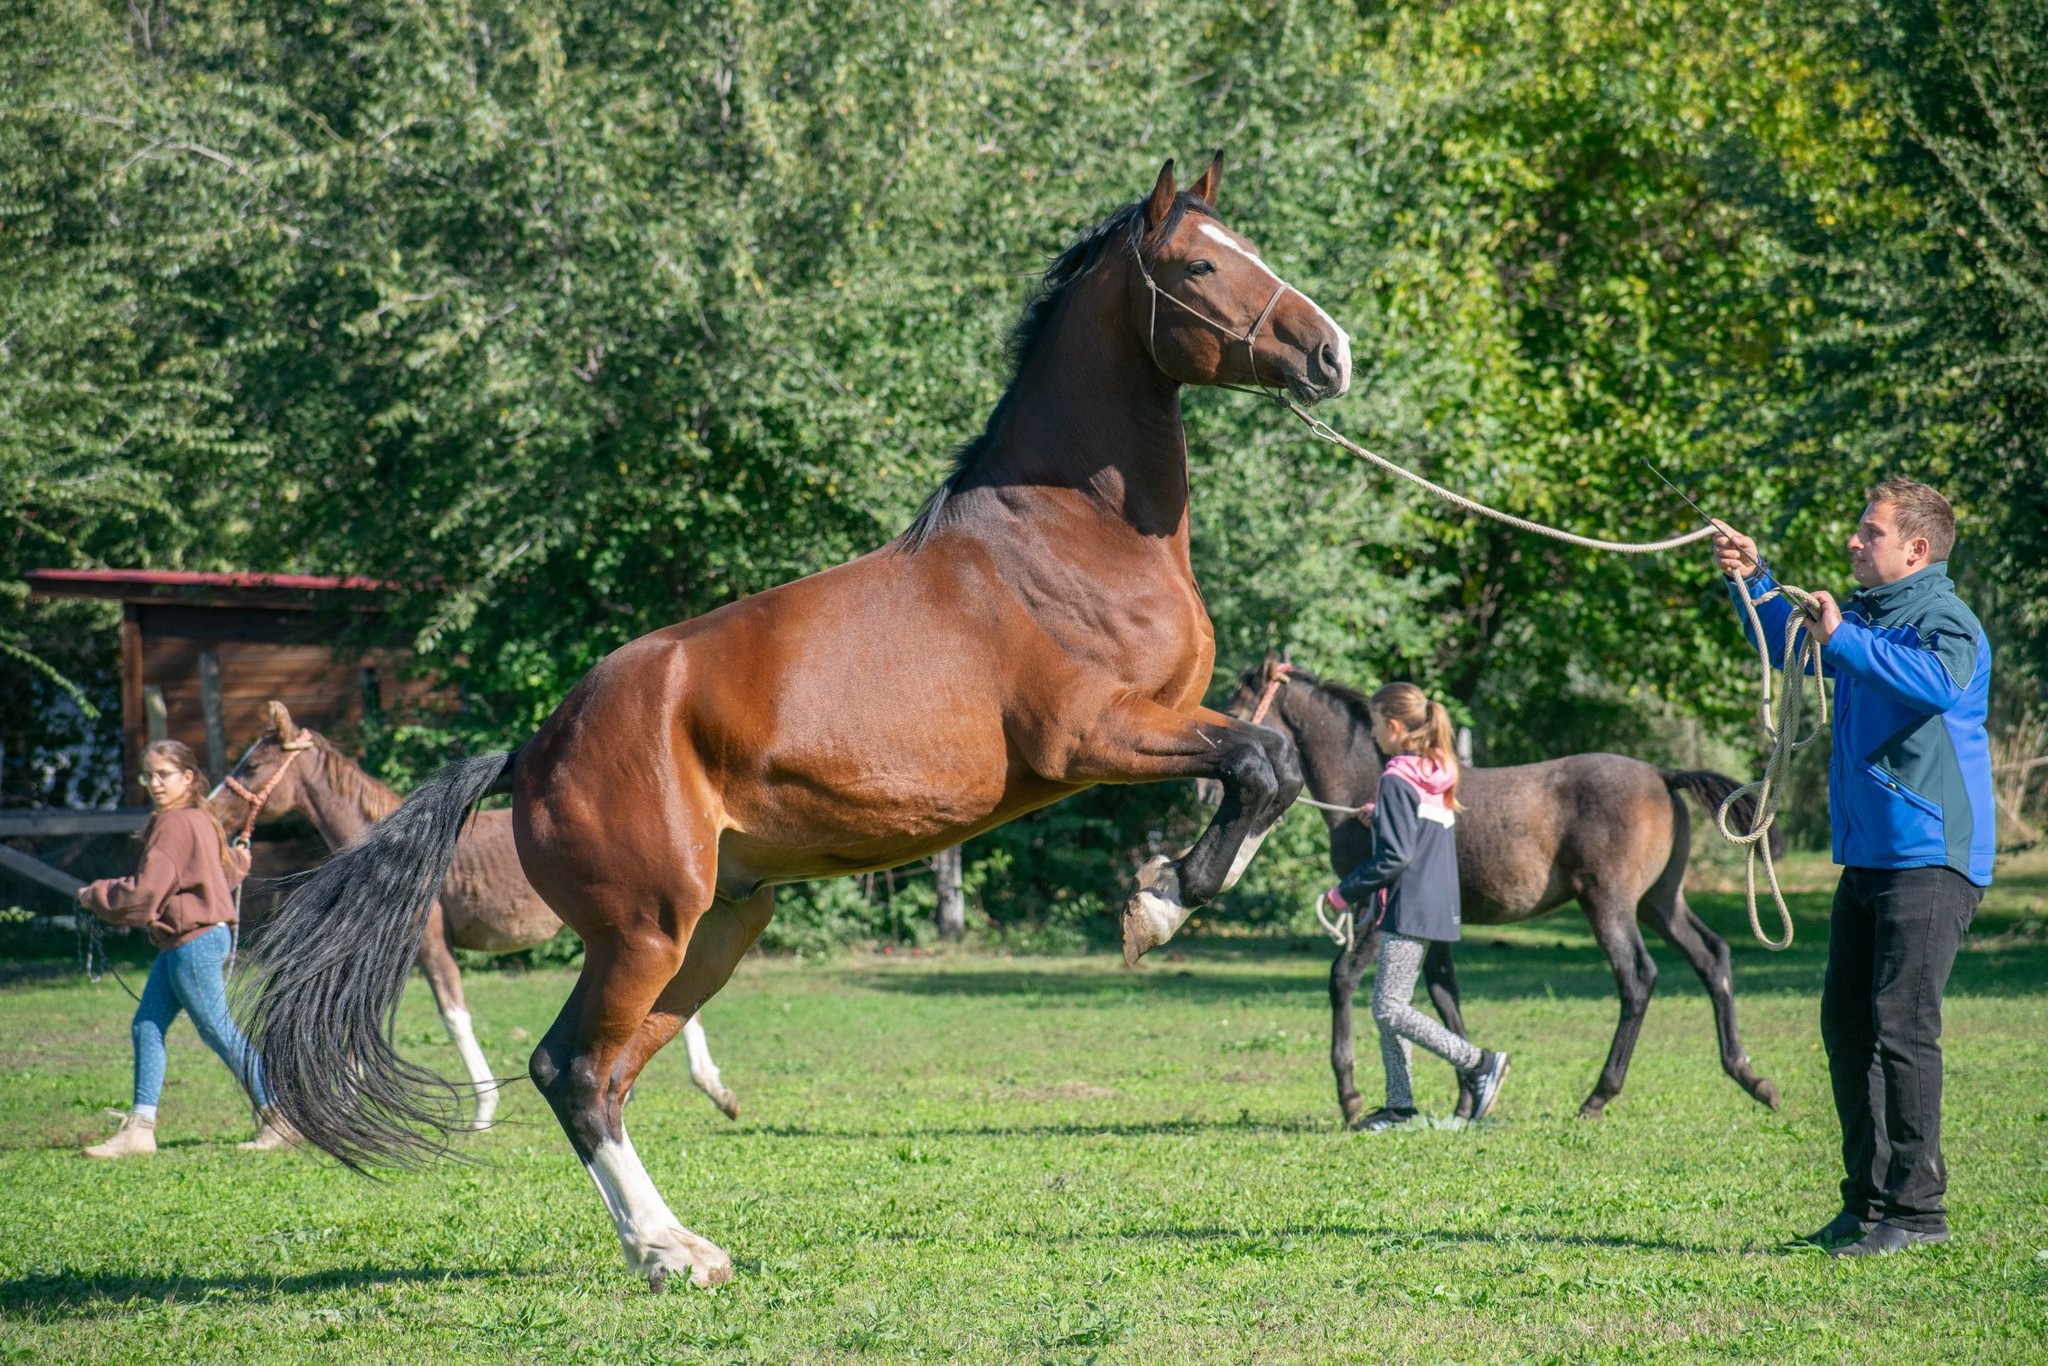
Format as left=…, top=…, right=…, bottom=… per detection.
left=4, top=0, right=2039, bottom=933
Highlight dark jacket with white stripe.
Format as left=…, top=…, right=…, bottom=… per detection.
left=1336, top=769, right=1463, bottom=942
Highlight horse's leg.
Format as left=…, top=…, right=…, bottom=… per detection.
left=415, top=900, right=501, bottom=1130
left=1579, top=895, right=1658, bottom=1119
left=1423, top=941, right=1477, bottom=1121
left=1330, top=924, right=1377, bottom=1127
left=527, top=906, right=714, bottom=1291
left=1066, top=703, right=1297, bottom=964
left=682, top=1013, right=739, bottom=1120
left=1644, top=891, right=1780, bottom=1111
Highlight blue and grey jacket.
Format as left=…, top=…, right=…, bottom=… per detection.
left=1728, top=562, right=1994, bottom=886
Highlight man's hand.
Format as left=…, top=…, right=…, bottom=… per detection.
left=1710, top=519, right=1759, bottom=580
left=1806, top=590, right=1843, bottom=645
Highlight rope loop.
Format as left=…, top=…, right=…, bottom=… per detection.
left=1314, top=891, right=1355, bottom=948
left=1711, top=579, right=1829, bottom=951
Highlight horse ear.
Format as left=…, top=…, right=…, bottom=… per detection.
left=1261, top=648, right=1281, bottom=681
left=1189, top=149, right=1223, bottom=207
left=267, top=700, right=297, bottom=743
left=1143, top=158, right=1176, bottom=235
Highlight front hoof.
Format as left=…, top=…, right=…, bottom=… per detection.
left=1576, top=1098, right=1608, bottom=1120
left=1752, top=1077, right=1781, bottom=1111
left=636, top=1229, right=733, bottom=1292
left=1121, top=857, right=1188, bottom=968
left=716, top=1088, right=741, bottom=1122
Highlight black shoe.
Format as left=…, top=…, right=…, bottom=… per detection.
left=1795, top=1210, right=1874, bottom=1249
left=1462, top=1050, right=1510, bottom=1120
left=1351, top=1106, right=1418, bottom=1133
left=1829, top=1221, right=1950, bottom=1257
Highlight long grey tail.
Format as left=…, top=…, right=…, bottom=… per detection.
left=1663, top=768, right=1787, bottom=860
left=235, top=750, right=515, bottom=1171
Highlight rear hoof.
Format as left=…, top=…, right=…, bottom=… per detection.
left=1576, top=1098, right=1608, bottom=1120
left=1121, top=856, right=1188, bottom=968
left=1341, top=1097, right=1365, bottom=1129
left=1752, top=1077, right=1781, bottom=1111
left=716, top=1089, right=741, bottom=1122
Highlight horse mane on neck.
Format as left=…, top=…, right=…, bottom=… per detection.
left=309, top=733, right=402, bottom=823
left=1243, top=664, right=1379, bottom=748
left=898, top=191, right=1210, bottom=552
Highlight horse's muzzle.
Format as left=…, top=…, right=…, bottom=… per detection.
left=1285, top=336, right=1351, bottom=404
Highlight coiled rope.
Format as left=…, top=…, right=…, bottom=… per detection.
left=1277, top=397, right=1816, bottom=950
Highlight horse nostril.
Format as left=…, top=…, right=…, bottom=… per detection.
left=1316, top=342, right=1338, bottom=374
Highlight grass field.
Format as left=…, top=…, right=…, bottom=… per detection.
left=3, top=849, right=2045, bottom=1362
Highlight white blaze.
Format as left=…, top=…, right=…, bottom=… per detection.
left=1195, top=223, right=1351, bottom=392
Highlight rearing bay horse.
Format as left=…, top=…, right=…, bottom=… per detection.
left=241, top=156, right=1349, bottom=1291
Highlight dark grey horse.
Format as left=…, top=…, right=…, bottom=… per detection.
left=1221, top=661, right=1781, bottom=1124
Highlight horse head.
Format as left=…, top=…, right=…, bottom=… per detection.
left=209, top=700, right=319, bottom=839
left=1125, top=154, right=1350, bottom=403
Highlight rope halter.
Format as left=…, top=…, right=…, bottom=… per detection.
left=222, top=732, right=316, bottom=846
left=1248, top=661, right=1294, bottom=726
left=1129, top=218, right=1289, bottom=394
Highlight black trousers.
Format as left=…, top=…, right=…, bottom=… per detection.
left=1822, top=865, right=1981, bottom=1232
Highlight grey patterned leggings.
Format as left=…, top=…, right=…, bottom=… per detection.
left=1373, top=931, right=1482, bottom=1110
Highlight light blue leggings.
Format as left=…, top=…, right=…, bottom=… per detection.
left=131, top=924, right=268, bottom=1110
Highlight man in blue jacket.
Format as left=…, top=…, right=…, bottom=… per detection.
left=1713, top=477, right=1994, bottom=1257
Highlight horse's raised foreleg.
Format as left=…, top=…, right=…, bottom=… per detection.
left=681, top=1014, right=739, bottom=1120
left=1330, top=923, right=1378, bottom=1127
left=1422, top=940, right=1477, bottom=1120
left=1063, top=703, right=1297, bottom=965
left=415, top=900, right=502, bottom=1130
left=1579, top=895, right=1658, bottom=1119
left=1644, top=891, right=1779, bottom=1110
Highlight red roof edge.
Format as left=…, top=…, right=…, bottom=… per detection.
left=26, top=567, right=399, bottom=606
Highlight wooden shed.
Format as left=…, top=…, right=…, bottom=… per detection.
left=25, top=568, right=452, bottom=783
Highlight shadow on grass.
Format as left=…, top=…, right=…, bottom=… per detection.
left=850, top=891, right=2044, bottom=1004
left=0, top=1265, right=512, bottom=1318
left=1105, top=1223, right=1730, bottom=1257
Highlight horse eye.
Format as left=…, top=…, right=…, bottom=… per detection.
left=1186, top=260, right=1215, bottom=276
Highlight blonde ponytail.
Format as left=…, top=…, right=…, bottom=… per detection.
left=1368, top=681, right=1464, bottom=811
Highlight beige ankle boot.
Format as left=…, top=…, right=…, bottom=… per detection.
left=238, top=1108, right=301, bottom=1152
left=84, top=1112, right=156, bottom=1159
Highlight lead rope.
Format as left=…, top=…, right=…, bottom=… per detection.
left=1275, top=398, right=1822, bottom=950
left=1713, top=578, right=1828, bottom=951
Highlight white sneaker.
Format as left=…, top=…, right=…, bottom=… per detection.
left=238, top=1108, right=302, bottom=1152
left=84, top=1111, right=157, bottom=1159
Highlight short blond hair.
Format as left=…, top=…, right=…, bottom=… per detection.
left=1867, top=476, right=1956, bottom=562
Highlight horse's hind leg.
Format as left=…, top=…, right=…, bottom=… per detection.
left=416, top=900, right=501, bottom=1129
left=1422, top=941, right=1477, bottom=1120
left=682, top=1014, right=739, bottom=1120
left=1580, top=894, right=1658, bottom=1119
left=1644, top=891, right=1779, bottom=1110
left=527, top=899, right=719, bottom=1291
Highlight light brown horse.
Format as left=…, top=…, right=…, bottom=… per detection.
left=1221, top=661, right=1780, bottom=1125
left=210, top=701, right=737, bottom=1127
left=240, top=156, right=1348, bottom=1291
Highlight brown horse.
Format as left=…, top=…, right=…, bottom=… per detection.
left=1220, top=661, right=1780, bottom=1124
left=209, top=701, right=738, bottom=1127
left=239, top=156, right=1349, bottom=1290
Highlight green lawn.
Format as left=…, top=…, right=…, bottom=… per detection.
left=3, top=849, right=2045, bottom=1362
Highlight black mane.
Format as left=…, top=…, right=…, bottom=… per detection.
left=898, top=190, right=1209, bottom=551
left=1237, top=663, right=1378, bottom=740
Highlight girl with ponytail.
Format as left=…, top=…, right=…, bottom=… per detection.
left=76, top=740, right=295, bottom=1157
left=1324, top=682, right=1509, bottom=1129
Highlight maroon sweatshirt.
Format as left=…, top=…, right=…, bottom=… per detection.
left=81, top=806, right=250, bottom=951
